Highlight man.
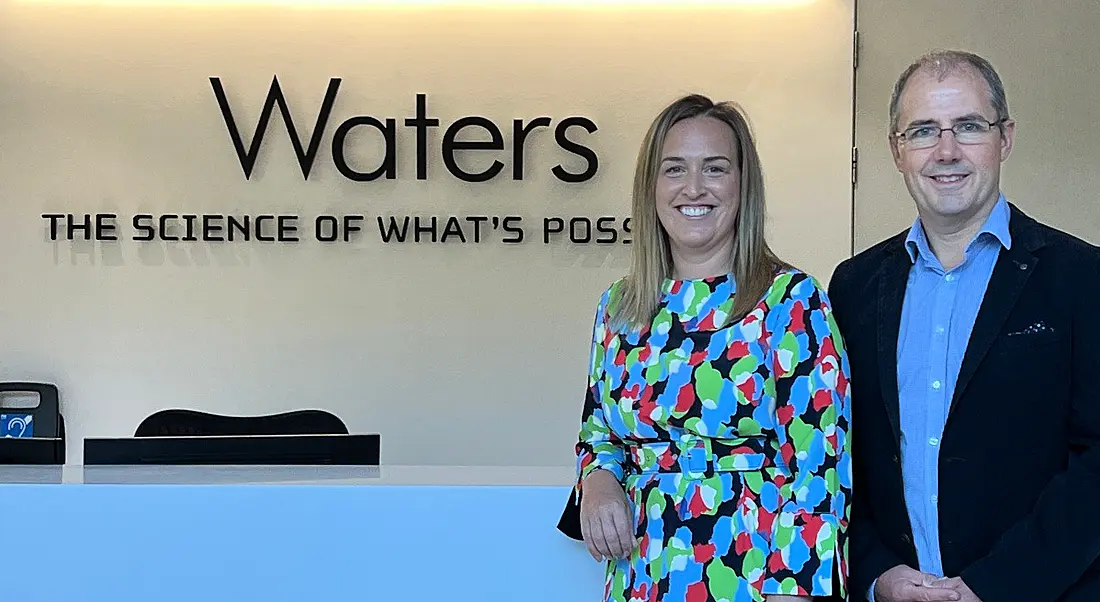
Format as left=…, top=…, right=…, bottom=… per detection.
left=828, top=49, right=1100, bottom=602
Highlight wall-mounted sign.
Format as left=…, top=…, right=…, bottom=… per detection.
left=41, top=76, right=631, bottom=248
left=5, top=1, right=855, bottom=470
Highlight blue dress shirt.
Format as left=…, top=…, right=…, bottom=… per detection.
left=868, top=194, right=1012, bottom=601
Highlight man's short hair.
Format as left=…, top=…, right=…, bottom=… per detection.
left=888, top=49, right=1010, bottom=133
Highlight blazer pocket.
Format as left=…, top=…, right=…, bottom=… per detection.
left=996, top=327, right=1063, bottom=351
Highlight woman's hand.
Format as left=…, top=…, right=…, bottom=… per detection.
left=578, top=468, right=635, bottom=562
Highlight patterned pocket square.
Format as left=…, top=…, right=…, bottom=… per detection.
left=1007, top=320, right=1054, bottom=337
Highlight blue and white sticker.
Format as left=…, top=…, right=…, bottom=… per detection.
left=0, top=414, right=34, bottom=438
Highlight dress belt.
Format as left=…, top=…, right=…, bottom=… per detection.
left=623, top=436, right=769, bottom=478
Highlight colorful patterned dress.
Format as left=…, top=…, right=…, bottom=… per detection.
left=575, top=269, right=851, bottom=602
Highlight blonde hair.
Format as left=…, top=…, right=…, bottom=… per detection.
left=610, top=94, right=789, bottom=333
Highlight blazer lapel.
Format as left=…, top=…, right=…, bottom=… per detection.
left=877, top=245, right=911, bottom=446
left=949, top=207, right=1041, bottom=417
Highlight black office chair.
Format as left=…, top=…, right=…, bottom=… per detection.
left=134, top=408, right=349, bottom=437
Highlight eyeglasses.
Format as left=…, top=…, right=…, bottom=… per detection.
left=894, top=118, right=1008, bottom=150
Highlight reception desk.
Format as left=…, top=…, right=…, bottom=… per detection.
left=0, top=465, right=604, bottom=601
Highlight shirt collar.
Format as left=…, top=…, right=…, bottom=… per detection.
left=904, top=193, right=1012, bottom=264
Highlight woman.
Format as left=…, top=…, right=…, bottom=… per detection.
left=572, top=94, right=851, bottom=602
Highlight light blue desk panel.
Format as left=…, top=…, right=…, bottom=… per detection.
left=0, top=465, right=605, bottom=602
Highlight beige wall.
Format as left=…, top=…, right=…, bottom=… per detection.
left=853, top=0, right=1100, bottom=250
left=0, top=0, right=856, bottom=465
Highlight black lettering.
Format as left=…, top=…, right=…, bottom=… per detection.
left=41, top=214, right=64, bottom=241
left=136, top=214, right=297, bottom=241
left=94, top=214, right=118, bottom=241
left=316, top=215, right=338, bottom=242
left=254, top=216, right=274, bottom=242
left=414, top=216, right=438, bottom=242
left=132, top=215, right=154, bottom=241
left=215, top=215, right=243, bottom=241
left=552, top=117, right=599, bottom=183
left=466, top=216, right=488, bottom=243
left=200, top=215, right=222, bottom=241
left=72, top=214, right=92, bottom=240
left=595, top=216, right=617, bottom=244
left=181, top=215, right=200, bottom=241
left=378, top=216, right=410, bottom=243
left=404, top=93, right=441, bottom=180
left=316, top=215, right=363, bottom=242
left=66, top=214, right=92, bottom=240
left=512, top=117, right=551, bottom=180
left=501, top=216, right=523, bottom=243
left=569, top=217, right=592, bottom=243
left=130, top=212, right=294, bottom=239
left=623, top=217, right=632, bottom=244
left=442, top=117, right=505, bottom=183
left=210, top=76, right=341, bottom=180
left=159, top=215, right=180, bottom=241
left=332, top=117, right=397, bottom=181
left=543, top=217, right=564, bottom=243
left=204, top=215, right=250, bottom=241
left=440, top=216, right=467, bottom=243
left=278, top=216, right=298, bottom=241
left=211, top=79, right=601, bottom=184
left=251, top=215, right=284, bottom=242
left=40, top=214, right=103, bottom=241
left=342, top=215, right=364, bottom=242
left=166, top=215, right=252, bottom=242
left=227, top=215, right=251, bottom=240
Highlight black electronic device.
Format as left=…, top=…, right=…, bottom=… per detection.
left=0, top=383, right=65, bottom=465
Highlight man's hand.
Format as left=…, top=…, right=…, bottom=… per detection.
left=578, top=469, right=636, bottom=562
left=874, top=565, right=961, bottom=602
left=930, top=577, right=982, bottom=602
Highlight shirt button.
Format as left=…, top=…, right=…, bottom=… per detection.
left=945, top=274, right=955, bottom=282
left=932, top=495, right=939, bottom=503
left=932, top=380, right=942, bottom=390
left=929, top=437, right=939, bottom=446
left=935, top=325, right=945, bottom=334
